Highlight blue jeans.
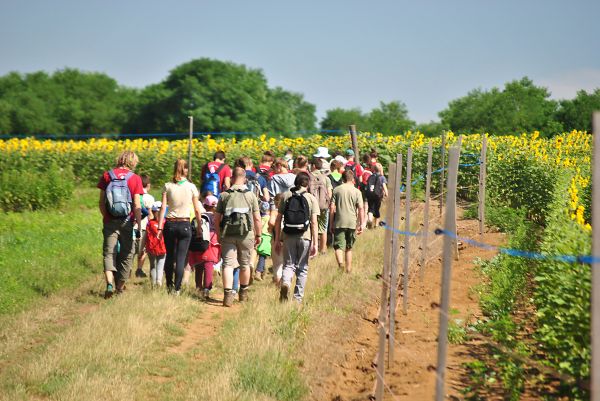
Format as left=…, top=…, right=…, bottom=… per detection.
left=232, top=267, right=240, bottom=291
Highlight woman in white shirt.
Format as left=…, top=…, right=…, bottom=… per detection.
left=157, top=159, right=204, bottom=294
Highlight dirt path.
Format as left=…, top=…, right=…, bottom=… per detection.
left=321, top=215, right=504, bottom=401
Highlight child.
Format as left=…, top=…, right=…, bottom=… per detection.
left=146, top=201, right=166, bottom=287
left=365, top=163, right=388, bottom=228
left=188, top=195, right=221, bottom=300
left=254, top=201, right=272, bottom=281
left=135, top=174, right=155, bottom=278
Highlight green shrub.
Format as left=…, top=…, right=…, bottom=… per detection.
left=0, top=164, right=74, bottom=212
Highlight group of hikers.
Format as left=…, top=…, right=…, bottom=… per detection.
left=98, top=147, right=389, bottom=306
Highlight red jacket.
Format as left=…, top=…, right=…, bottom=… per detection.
left=146, top=220, right=166, bottom=256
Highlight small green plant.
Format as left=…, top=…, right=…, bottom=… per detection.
left=448, top=319, right=468, bottom=344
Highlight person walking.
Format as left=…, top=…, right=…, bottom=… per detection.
left=274, top=172, right=319, bottom=302
left=97, top=151, right=144, bottom=299
left=200, top=151, right=232, bottom=197
left=330, top=170, right=365, bottom=273
left=308, top=158, right=332, bottom=254
left=214, top=167, right=263, bottom=307
left=157, top=159, right=204, bottom=295
left=135, top=174, right=155, bottom=278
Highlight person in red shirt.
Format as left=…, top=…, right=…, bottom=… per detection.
left=344, top=149, right=365, bottom=184
left=200, top=151, right=232, bottom=196
left=97, top=151, right=144, bottom=299
left=258, top=151, right=275, bottom=179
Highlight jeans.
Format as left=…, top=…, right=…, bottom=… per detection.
left=163, top=221, right=192, bottom=291
left=102, top=218, right=135, bottom=283
left=282, top=237, right=311, bottom=301
left=256, top=255, right=266, bottom=273
left=149, top=254, right=166, bottom=285
left=233, top=267, right=240, bottom=291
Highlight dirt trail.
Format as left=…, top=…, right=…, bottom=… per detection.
left=321, top=215, right=504, bottom=401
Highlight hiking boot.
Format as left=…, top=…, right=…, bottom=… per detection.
left=254, top=271, right=263, bottom=281
left=135, top=269, right=147, bottom=278
left=223, top=291, right=234, bottom=307
left=104, top=283, right=114, bottom=299
left=239, top=287, right=249, bottom=302
left=279, top=284, right=289, bottom=302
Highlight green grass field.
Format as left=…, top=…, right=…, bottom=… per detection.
left=0, top=188, right=102, bottom=315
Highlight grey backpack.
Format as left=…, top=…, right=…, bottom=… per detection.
left=105, top=170, right=133, bottom=217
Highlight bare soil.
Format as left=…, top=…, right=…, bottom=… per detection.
left=320, top=215, right=505, bottom=401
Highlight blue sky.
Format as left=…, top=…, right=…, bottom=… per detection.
left=1, top=0, right=599, bottom=124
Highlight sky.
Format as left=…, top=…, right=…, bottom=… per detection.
left=1, top=0, right=599, bottom=124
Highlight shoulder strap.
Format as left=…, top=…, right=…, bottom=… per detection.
left=215, top=163, right=226, bottom=174
left=124, top=171, right=134, bottom=181
left=108, top=170, right=118, bottom=181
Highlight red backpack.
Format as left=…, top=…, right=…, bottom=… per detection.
left=146, top=220, right=166, bottom=256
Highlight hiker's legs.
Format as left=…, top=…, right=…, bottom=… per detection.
left=317, top=210, right=329, bottom=253
left=221, top=238, right=237, bottom=290
left=256, top=255, right=266, bottom=273
left=102, top=220, right=119, bottom=286
left=172, top=222, right=192, bottom=291
left=236, top=237, right=254, bottom=287
left=155, top=256, right=165, bottom=285
left=194, top=264, right=203, bottom=290
left=271, top=236, right=283, bottom=285
left=162, top=222, right=177, bottom=289
left=282, top=237, right=300, bottom=289
left=333, top=228, right=347, bottom=269
left=137, top=230, right=147, bottom=270
left=149, top=254, right=157, bottom=284
left=115, top=220, right=135, bottom=289
left=293, top=239, right=311, bottom=301
left=203, top=262, right=214, bottom=290
left=372, top=197, right=382, bottom=228
left=345, top=250, right=353, bottom=273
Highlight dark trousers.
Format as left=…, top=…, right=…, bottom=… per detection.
left=163, top=221, right=192, bottom=291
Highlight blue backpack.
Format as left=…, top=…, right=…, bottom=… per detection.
left=201, top=163, right=226, bottom=197
left=106, top=170, right=133, bottom=217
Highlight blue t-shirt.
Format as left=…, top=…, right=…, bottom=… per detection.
left=246, top=171, right=267, bottom=190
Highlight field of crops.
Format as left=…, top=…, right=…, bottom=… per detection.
left=0, top=130, right=593, bottom=397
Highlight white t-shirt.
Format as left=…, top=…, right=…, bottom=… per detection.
left=163, top=180, right=200, bottom=219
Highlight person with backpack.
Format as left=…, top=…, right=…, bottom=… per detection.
left=146, top=201, right=166, bottom=287
left=97, top=151, right=144, bottom=299
left=344, top=149, right=364, bottom=188
left=273, top=172, right=319, bottom=302
left=258, top=151, right=276, bottom=180
left=309, top=158, right=333, bottom=254
left=365, top=163, right=388, bottom=229
left=236, top=156, right=269, bottom=203
left=328, top=159, right=344, bottom=190
left=200, top=151, right=232, bottom=197
left=214, top=167, right=263, bottom=307
left=187, top=195, right=221, bottom=300
left=268, top=158, right=296, bottom=201
left=330, top=170, right=365, bottom=273
left=157, top=159, right=204, bottom=295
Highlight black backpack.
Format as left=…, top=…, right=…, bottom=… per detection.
left=282, top=189, right=310, bottom=234
left=344, top=163, right=360, bottom=188
left=366, top=173, right=384, bottom=199
left=329, top=174, right=343, bottom=190
left=189, top=214, right=211, bottom=252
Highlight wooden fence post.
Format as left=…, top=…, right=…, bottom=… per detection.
left=188, top=116, right=194, bottom=180
left=375, top=162, right=397, bottom=401
left=349, top=124, right=360, bottom=163
left=402, top=148, right=413, bottom=315
left=478, top=136, right=488, bottom=238
left=420, top=141, right=433, bottom=281
left=592, top=111, right=600, bottom=401
left=434, top=146, right=459, bottom=401
left=388, top=153, right=403, bottom=365
left=439, top=132, right=446, bottom=217
left=453, top=135, right=463, bottom=261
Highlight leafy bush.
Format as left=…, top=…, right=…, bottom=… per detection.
left=0, top=164, right=74, bottom=212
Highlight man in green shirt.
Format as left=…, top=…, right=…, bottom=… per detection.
left=330, top=170, right=365, bottom=273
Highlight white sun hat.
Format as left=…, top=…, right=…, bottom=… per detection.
left=313, top=146, right=331, bottom=159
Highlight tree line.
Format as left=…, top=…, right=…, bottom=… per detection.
left=0, top=58, right=598, bottom=137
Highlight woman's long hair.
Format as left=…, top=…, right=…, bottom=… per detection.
left=172, top=159, right=188, bottom=183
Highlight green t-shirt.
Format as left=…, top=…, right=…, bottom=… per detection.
left=331, top=183, right=363, bottom=229
left=278, top=187, right=320, bottom=241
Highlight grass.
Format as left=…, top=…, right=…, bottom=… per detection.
left=0, top=187, right=102, bottom=315
left=0, top=193, right=386, bottom=401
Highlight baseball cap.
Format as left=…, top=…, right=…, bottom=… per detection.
left=203, top=195, right=218, bottom=207
left=151, top=201, right=162, bottom=212
left=345, top=149, right=355, bottom=156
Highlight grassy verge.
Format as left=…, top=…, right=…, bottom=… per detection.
left=0, top=187, right=101, bottom=315
left=0, top=209, right=384, bottom=401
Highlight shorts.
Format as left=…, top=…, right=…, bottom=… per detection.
left=221, top=235, right=254, bottom=270
left=317, top=209, right=329, bottom=234
left=333, top=228, right=356, bottom=250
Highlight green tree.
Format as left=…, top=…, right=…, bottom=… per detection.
left=320, top=107, right=368, bottom=131
left=266, top=87, right=316, bottom=133
left=439, top=77, right=561, bottom=136
left=367, top=100, right=415, bottom=134
left=555, top=89, right=600, bottom=132
left=416, top=120, right=448, bottom=137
